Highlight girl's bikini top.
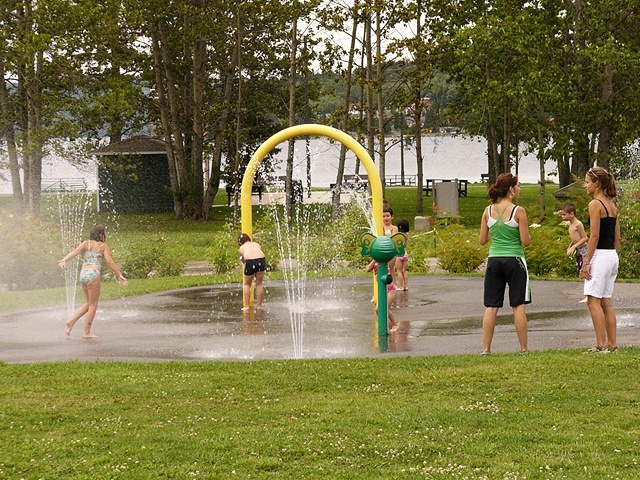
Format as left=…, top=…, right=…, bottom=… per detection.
left=83, top=241, right=105, bottom=268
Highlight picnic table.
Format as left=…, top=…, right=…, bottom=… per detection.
left=330, top=174, right=369, bottom=191
left=385, top=174, right=416, bottom=186
left=423, top=178, right=468, bottom=197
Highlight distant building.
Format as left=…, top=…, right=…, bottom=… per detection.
left=92, top=136, right=174, bottom=213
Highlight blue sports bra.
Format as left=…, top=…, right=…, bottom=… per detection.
left=83, top=241, right=105, bottom=268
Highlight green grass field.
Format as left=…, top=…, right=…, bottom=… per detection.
left=1, top=351, right=639, bottom=478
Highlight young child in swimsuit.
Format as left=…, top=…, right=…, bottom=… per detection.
left=238, top=233, right=267, bottom=311
left=561, top=203, right=589, bottom=303
left=59, top=224, right=127, bottom=339
left=366, top=259, right=398, bottom=332
left=383, top=207, right=399, bottom=286
left=396, top=218, right=410, bottom=291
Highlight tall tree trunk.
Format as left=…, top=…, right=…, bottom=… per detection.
left=232, top=6, right=243, bottom=227
left=331, top=2, right=360, bottom=220
left=25, top=50, right=43, bottom=214
left=572, top=132, right=591, bottom=179
left=487, top=108, right=500, bottom=182
left=557, top=125, right=571, bottom=186
left=365, top=14, right=375, bottom=165
left=596, top=64, right=613, bottom=170
left=285, top=17, right=298, bottom=224
left=414, top=0, right=424, bottom=214
left=203, top=13, right=240, bottom=220
left=158, top=22, right=189, bottom=217
left=536, top=106, right=546, bottom=222
left=375, top=8, right=385, bottom=199
left=415, top=89, right=424, bottom=214
left=0, top=54, right=24, bottom=215
left=502, top=107, right=511, bottom=172
left=151, top=29, right=182, bottom=218
left=190, top=34, right=206, bottom=219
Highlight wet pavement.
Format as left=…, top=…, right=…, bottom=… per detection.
left=1, top=276, right=639, bottom=363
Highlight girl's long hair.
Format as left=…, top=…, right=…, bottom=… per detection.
left=586, top=166, right=617, bottom=198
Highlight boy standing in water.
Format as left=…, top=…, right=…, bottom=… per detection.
left=238, top=233, right=266, bottom=311
left=561, top=203, right=589, bottom=302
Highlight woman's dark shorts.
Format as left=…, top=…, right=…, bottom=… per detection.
left=484, top=257, right=531, bottom=308
left=244, top=257, right=267, bottom=276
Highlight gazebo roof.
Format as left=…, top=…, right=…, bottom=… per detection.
left=92, top=135, right=167, bottom=156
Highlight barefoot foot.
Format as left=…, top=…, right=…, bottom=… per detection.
left=82, top=333, right=98, bottom=339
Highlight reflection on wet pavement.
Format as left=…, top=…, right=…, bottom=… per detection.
left=1, top=276, right=638, bottom=363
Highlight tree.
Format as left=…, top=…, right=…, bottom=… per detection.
left=0, top=0, right=88, bottom=214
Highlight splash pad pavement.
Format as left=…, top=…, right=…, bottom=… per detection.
left=1, top=276, right=639, bottom=364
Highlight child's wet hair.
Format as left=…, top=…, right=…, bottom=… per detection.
left=238, top=233, right=251, bottom=245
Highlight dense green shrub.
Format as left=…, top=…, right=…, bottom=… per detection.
left=0, top=215, right=63, bottom=290
left=333, top=200, right=372, bottom=268
left=618, top=181, right=640, bottom=279
left=525, top=224, right=575, bottom=277
left=436, top=225, right=487, bottom=274
left=207, top=228, right=241, bottom=274
left=121, top=235, right=184, bottom=279
left=404, top=227, right=437, bottom=274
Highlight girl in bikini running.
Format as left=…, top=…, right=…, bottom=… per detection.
left=59, top=224, right=127, bottom=338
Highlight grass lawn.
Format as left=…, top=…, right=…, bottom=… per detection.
left=1, top=351, right=639, bottom=478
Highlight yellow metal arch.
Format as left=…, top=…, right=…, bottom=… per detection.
left=241, top=124, right=384, bottom=237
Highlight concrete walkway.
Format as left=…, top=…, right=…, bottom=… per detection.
left=1, top=276, right=638, bottom=364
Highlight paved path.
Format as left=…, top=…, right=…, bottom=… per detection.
left=1, top=276, right=638, bottom=364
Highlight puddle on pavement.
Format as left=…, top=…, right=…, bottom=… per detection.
left=1, top=277, right=639, bottom=363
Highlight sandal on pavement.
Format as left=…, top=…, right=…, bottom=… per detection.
left=583, top=346, right=607, bottom=354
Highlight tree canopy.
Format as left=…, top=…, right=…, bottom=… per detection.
left=1, top=0, right=638, bottom=218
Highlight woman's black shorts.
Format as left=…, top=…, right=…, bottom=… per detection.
left=483, top=257, right=531, bottom=308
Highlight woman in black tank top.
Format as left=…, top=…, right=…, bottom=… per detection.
left=582, top=167, right=620, bottom=354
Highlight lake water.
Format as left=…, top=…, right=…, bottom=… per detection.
left=0, top=134, right=555, bottom=194
left=268, top=134, right=554, bottom=186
